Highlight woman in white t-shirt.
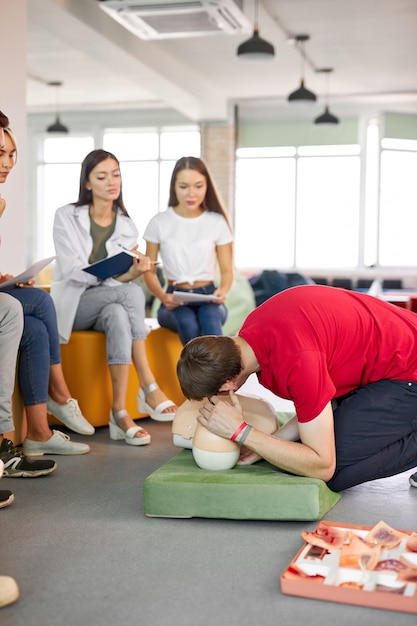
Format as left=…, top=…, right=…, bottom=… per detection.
left=143, top=157, right=233, bottom=345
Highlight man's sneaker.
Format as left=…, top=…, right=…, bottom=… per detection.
left=0, top=460, right=14, bottom=507
left=0, top=490, right=14, bottom=509
left=0, top=438, right=56, bottom=477
left=23, top=430, right=90, bottom=456
left=409, top=472, right=417, bottom=488
left=47, top=396, right=95, bottom=435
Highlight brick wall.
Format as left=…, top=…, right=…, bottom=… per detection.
left=200, top=123, right=236, bottom=227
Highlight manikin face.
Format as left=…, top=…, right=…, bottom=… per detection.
left=174, top=168, right=207, bottom=214
left=86, top=157, right=121, bottom=203
left=0, top=132, right=16, bottom=184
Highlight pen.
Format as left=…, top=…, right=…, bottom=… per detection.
left=117, top=244, right=160, bottom=265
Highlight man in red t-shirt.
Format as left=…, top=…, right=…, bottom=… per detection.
left=177, top=285, right=417, bottom=491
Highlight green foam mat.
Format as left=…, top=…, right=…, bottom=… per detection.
left=143, top=449, right=341, bottom=521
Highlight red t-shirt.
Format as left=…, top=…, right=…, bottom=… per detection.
left=239, top=285, right=417, bottom=422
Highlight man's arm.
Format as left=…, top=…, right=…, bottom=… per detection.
left=238, top=414, right=301, bottom=465
left=272, top=414, right=300, bottom=441
left=199, top=394, right=336, bottom=482
left=242, top=403, right=336, bottom=481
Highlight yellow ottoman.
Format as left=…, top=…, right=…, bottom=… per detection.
left=49, top=327, right=185, bottom=428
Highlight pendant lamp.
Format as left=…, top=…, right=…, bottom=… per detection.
left=46, top=81, right=69, bottom=134
left=287, top=35, right=317, bottom=103
left=236, top=0, right=275, bottom=61
left=314, top=68, right=339, bottom=125
left=314, top=106, right=339, bottom=125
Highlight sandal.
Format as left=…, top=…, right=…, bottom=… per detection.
left=137, top=383, right=177, bottom=422
left=109, top=410, right=151, bottom=446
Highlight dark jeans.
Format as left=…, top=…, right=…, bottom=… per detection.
left=6, top=287, right=61, bottom=406
left=327, top=379, right=417, bottom=491
left=157, top=282, right=227, bottom=346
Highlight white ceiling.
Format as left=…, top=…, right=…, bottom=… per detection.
left=27, top=0, right=417, bottom=123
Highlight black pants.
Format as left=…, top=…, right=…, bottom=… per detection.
left=327, top=380, right=417, bottom=491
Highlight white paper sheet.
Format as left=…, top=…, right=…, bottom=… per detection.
left=0, top=256, right=56, bottom=290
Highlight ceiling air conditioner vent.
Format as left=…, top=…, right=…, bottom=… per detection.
left=97, top=0, right=251, bottom=39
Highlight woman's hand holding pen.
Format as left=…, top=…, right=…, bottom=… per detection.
left=115, top=250, right=155, bottom=282
left=117, top=244, right=158, bottom=278
left=132, top=251, right=152, bottom=275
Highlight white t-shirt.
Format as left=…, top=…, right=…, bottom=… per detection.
left=143, top=207, right=233, bottom=284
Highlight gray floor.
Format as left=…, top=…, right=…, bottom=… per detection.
left=1, top=419, right=416, bottom=626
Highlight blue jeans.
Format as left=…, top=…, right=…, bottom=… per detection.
left=157, top=283, right=227, bottom=346
left=6, top=287, right=61, bottom=407
left=327, top=380, right=417, bottom=491
left=73, top=283, right=149, bottom=365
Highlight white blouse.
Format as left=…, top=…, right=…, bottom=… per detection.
left=50, top=203, right=138, bottom=343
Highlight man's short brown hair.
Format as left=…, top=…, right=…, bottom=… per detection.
left=176, top=336, right=243, bottom=400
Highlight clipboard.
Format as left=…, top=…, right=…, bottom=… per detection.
left=82, top=251, right=137, bottom=280
left=0, top=256, right=56, bottom=290
left=172, top=290, right=221, bottom=304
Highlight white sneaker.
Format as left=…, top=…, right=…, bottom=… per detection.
left=0, top=576, right=19, bottom=608
left=23, top=430, right=90, bottom=456
left=47, top=397, right=95, bottom=435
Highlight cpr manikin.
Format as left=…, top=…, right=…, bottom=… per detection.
left=172, top=394, right=279, bottom=470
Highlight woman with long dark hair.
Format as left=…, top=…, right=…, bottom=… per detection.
left=51, top=150, right=177, bottom=446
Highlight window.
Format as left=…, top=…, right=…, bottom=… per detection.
left=36, top=136, right=94, bottom=259
left=235, top=145, right=361, bottom=270
left=35, top=127, right=200, bottom=259
left=296, top=154, right=360, bottom=268
left=235, top=152, right=296, bottom=269
left=378, top=139, right=417, bottom=266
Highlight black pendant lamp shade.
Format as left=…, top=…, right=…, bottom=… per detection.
left=46, top=81, right=69, bottom=134
left=314, top=68, right=339, bottom=125
left=287, top=35, right=317, bottom=103
left=288, top=79, right=317, bottom=103
left=46, top=115, right=69, bottom=133
left=314, top=106, right=339, bottom=125
left=236, top=0, right=275, bottom=61
left=237, top=26, right=275, bottom=59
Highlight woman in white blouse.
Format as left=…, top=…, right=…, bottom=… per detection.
left=51, top=150, right=177, bottom=445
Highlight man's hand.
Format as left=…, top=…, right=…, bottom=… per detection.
left=237, top=447, right=262, bottom=466
left=197, top=391, right=244, bottom=440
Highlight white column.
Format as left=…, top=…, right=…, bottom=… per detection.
left=0, top=0, right=27, bottom=272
